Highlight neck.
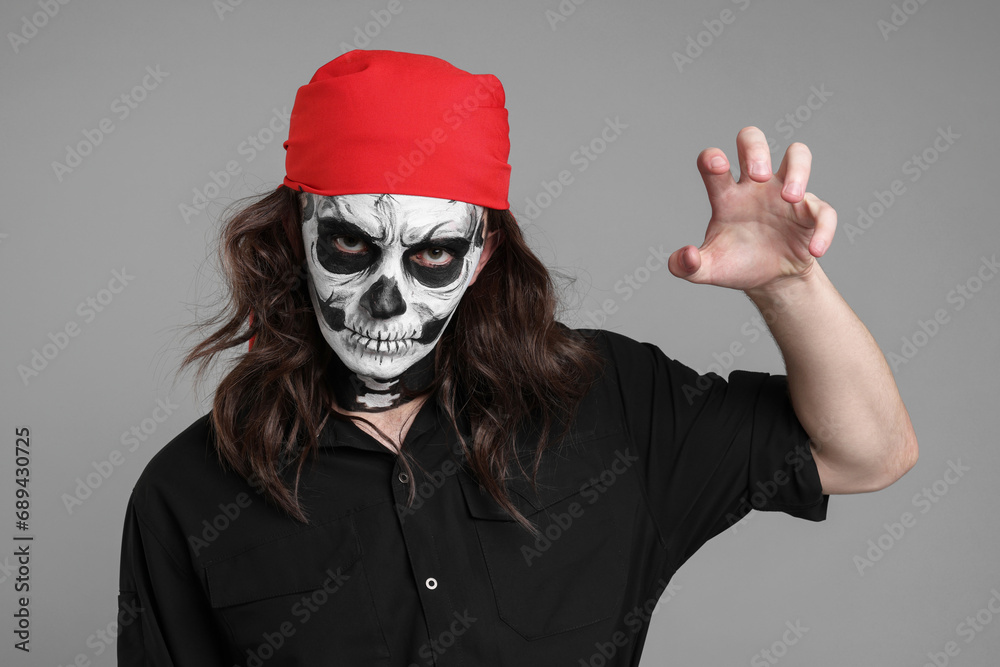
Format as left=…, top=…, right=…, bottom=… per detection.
left=325, top=350, right=436, bottom=412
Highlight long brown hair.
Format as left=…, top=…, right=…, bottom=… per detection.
left=180, top=185, right=603, bottom=534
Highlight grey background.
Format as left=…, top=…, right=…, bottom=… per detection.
left=2, top=0, right=998, bottom=665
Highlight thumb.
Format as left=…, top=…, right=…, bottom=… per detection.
left=668, top=244, right=709, bottom=283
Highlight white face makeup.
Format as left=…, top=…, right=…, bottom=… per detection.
left=301, top=193, right=486, bottom=392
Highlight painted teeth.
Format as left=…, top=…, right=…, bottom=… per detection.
left=354, top=327, right=416, bottom=342
left=348, top=330, right=415, bottom=355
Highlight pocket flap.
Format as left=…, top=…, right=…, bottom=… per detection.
left=204, top=516, right=362, bottom=607
left=458, top=439, right=610, bottom=521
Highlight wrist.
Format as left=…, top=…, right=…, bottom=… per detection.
left=744, top=260, right=827, bottom=312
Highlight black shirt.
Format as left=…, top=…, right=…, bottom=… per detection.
left=117, top=327, right=829, bottom=666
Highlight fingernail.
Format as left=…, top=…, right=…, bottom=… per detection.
left=751, top=162, right=769, bottom=177
left=710, top=156, right=727, bottom=169
left=784, top=182, right=803, bottom=197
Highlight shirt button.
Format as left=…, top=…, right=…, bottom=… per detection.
left=425, top=577, right=438, bottom=590
left=398, top=472, right=409, bottom=483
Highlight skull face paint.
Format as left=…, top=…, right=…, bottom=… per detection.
left=300, top=193, right=487, bottom=411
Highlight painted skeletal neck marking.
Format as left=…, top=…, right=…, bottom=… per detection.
left=323, top=345, right=436, bottom=412
left=301, top=193, right=486, bottom=412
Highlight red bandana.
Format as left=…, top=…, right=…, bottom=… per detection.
left=282, top=49, right=511, bottom=210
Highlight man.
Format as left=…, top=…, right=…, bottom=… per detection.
left=118, top=49, right=917, bottom=666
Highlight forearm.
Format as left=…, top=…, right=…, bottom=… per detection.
left=745, top=261, right=918, bottom=492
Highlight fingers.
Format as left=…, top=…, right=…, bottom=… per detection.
left=668, top=244, right=708, bottom=283
left=775, top=142, right=813, bottom=203
left=736, top=126, right=772, bottom=184
left=696, top=148, right=735, bottom=208
left=800, top=192, right=838, bottom=257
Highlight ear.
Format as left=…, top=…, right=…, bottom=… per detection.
left=467, top=222, right=499, bottom=288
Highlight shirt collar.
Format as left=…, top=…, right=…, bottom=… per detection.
left=318, top=392, right=468, bottom=452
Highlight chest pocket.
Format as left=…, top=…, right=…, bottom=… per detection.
left=203, top=513, right=390, bottom=664
left=458, top=431, right=635, bottom=641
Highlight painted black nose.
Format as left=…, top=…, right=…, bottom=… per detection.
left=363, top=276, right=406, bottom=319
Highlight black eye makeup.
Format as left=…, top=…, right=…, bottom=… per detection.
left=405, top=238, right=470, bottom=287
left=316, top=218, right=380, bottom=274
